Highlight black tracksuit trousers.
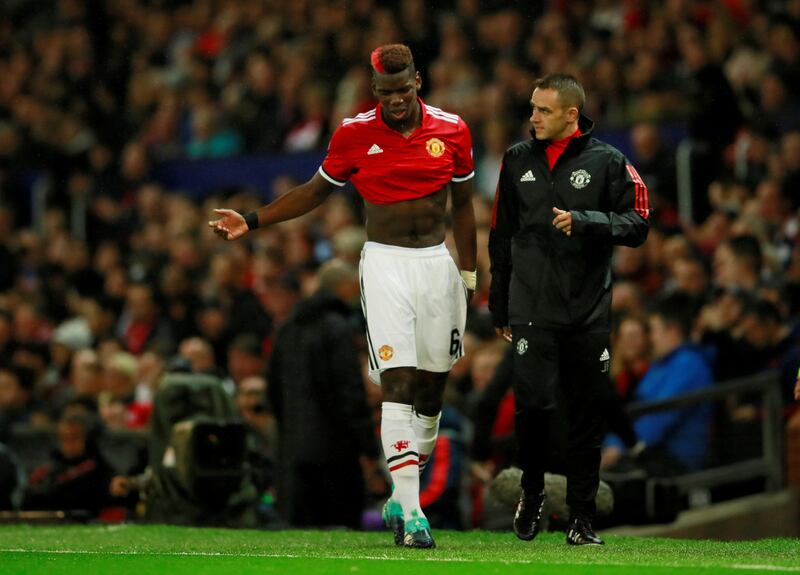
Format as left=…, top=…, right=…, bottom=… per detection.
left=511, top=323, right=609, bottom=521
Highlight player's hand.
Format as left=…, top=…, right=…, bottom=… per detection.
left=208, top=208, right=248, bottom=240
left=552, top=207, right=572, bottom=236
left=495, top=326, right=512, bottom=343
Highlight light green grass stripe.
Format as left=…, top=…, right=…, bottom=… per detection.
left=0, top=524, right=797, bottom=575
left=1, top=551, right=798, bottom=575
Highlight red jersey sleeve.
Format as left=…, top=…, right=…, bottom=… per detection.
left=319, top=124, right=354, bottom=187
left=451, top=118, right=475, bottom=182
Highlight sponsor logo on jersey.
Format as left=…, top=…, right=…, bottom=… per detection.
left=570, top=169, right=591, bottom=189
left=426, top=138, right=445, bottom=158
left=379, top=344, right=394, bottom=361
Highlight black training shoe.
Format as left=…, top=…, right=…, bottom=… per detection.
left=565, top=517, right=604, bottom=546
left=403, top=517, right=436, bottom=549
left=513, top=490, right=546, bottom=541
left=382, top=500, right=404, bottom=546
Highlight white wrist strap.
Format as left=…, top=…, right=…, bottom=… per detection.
left=460, top=269, right=477, bottom=290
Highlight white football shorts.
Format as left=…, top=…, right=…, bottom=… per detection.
left=359, top=241, right=468, bottom=384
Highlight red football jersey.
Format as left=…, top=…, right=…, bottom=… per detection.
left=319, top=98, right=474, bottom=205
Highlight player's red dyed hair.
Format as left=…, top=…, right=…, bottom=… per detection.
left=370, top=44, right=415, bottom=75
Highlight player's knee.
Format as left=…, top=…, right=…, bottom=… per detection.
left=413, top=371, right=447, bottom=415
left=380, top=369, right=415, bottom=404
left=413, top=394, right=443, bottom=417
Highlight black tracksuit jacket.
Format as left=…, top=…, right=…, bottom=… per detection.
left=489, top=115, right=650, bottom=330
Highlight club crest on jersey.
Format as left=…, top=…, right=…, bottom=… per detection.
left=426, top=138, right=445, bottom=158
left=393, top=440, right=410, bottom=452
left=570, top=169, right=591, bottom=189
left=516, top=338, right=528, bottom=355
left=378, top=345, right=394, bottom=361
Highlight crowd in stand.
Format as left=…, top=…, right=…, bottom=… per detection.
left=0, top=0, right=799, bottom=527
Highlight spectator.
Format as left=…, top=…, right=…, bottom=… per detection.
left=469, top=346, right=517, bottom=493
left=780, top=131, right=800, bottom=210
left=0, top=207, right=18, bottom=293
left=604, top=293, right=714, bottom=473
left=227, top=333, right=266, bottom=386
left=702, top=296, right=792, bottom=384
left=41, top=317, right=93, bottom=414
left=203, top=251, right=270, bottom=343
left=185, top=103, right=243, bottom=159
left=713, top=235, right=763, bottom=292
left=331, top=226, right=368, bottom=267
left=0, top=310, right=15, bottom=365
left=226, top=50, right=285, bottom=152
left=0, top=365, right=41, bottom=441
left=629, top=122, right=678, bottom=228
left=475, top=119, right=510, bottom=201
left=235, top=375, right=275, bottom=458
left=65, top=346, right=100, bottom=404
left=267, top=259, right=381, bottom=529
left=795, top=371, right=800, bottom=402
left=99, top=351, right=150, bottom=430
left=0, top=443, right=25, bottom=511
left=610, top=313, right=651, bottom=404
left=177, top=336, right=218, bottom=376
left=116, top=282, right=172, bottom=356
left=24, top=413, right=118, bottom=516
left=134, top=348, right=166, bottom=405
left=677, top=23, right=743, bottom=222
left=234, top=373, right=276, bottom=518
left=670, top=253, right=712, bottom=299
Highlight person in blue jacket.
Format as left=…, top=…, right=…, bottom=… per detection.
left=603, top=292, right=714, bottom=473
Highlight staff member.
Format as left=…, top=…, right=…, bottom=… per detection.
left=488, top=73, right=650, bottom=546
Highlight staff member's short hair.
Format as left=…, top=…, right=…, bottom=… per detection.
left=535, top=74, right=585, bottom=112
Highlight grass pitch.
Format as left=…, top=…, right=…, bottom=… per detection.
left=0, top=524, right=798, bottom=575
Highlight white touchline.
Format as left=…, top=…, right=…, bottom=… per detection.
left=0, top=549, right=798, bottom=572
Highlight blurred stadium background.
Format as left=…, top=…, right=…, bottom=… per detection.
left=0, top=0, right=799, bottom=544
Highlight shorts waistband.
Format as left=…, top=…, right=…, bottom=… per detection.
left=362, top=241, right=449, bottom=258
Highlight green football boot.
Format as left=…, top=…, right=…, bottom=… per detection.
left=382, top=500, right=404, bottom=546
left=403, top=515, right=435, bottom=549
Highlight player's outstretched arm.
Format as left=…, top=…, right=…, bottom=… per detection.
left=209, top=171, right=336, bottom=240
left=451, top=179, right=477, bottom=299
